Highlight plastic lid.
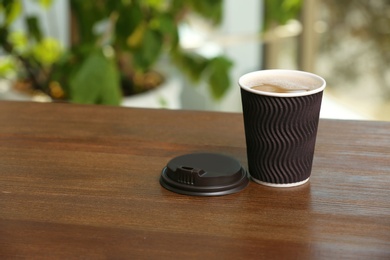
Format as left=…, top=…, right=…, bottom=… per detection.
left=160, top=153, right=248, bottom=196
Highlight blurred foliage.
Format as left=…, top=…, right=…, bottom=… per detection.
left=0, top=0, right=232, bottom=105
left=263, top=0, right=302, bottom=30
left=319, top=0, right=390, bottom=99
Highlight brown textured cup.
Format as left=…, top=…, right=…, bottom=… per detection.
left=239, top=70, right=326, bottom=187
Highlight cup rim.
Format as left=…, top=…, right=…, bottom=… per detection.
left=238, top=69, right=326, bottom=97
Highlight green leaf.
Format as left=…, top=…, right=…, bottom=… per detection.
left=206, top=56, right=233, bottom=99
left=32, top=37, right=62, bottom=66
left=156, top=13, right=179, bottom=48
left=0, top=56, right=16, bottom=77
left=133, top=29, right=163, bottom=71
left=25, top=16, right=42, bottom=42
left=37, top=0, right=53, bottom=9
left=69, top=0, right=104, bottom=45
left=145, top=0, right=164, bottom=10
left=8, top=31, right=28, bottom=54
left=171, top=51, right=208, bottom=83
left=116, top=2, right=143, bottom=48
left=69, top=51, right=121, bottom=105
left=264, top=0, right=302, bottom=30
left=1, top=0, right=22, bottom=26
left=190, top=0, right=223, bottom=24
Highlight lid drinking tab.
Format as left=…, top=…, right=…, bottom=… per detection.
left=160, top=153, right=249, bottom=196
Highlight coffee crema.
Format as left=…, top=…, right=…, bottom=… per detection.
left=239, top=70, right=325, bottom=97
left=251, top=83, right=310, bottom=94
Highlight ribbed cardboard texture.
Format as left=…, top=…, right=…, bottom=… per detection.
left=241, top=89, right=323, bottom=185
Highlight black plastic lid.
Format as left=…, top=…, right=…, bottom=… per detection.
left=160, top=153, right=248, bottom=196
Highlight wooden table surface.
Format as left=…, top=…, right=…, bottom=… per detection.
left=0, top=101, right=389, bottom=259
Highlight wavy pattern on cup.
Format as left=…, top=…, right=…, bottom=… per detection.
left=241, top=89, right=323, bottom=184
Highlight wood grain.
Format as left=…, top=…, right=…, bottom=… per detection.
left=0, top=101, right=389, bottom=259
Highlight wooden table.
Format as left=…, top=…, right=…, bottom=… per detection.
left=0, top=101, right=389, bottom=259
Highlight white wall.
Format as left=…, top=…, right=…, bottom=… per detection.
left=218, top=0, right=263, bottom=112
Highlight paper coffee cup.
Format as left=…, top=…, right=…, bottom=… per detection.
left=239, top=70, right=326, bottom=187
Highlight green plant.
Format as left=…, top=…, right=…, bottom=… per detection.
left=0, top=0, right=232, bottom=105
left=263, top=0, right=302, bottom=30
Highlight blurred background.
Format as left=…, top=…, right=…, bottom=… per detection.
left=0, top=0, right=389, bottom=121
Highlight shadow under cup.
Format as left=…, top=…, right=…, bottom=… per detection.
left=239, top=70, right=326, bottom=187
